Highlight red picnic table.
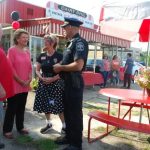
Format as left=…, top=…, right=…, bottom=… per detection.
left=82, top=71, right=104, bottom=86
left=88, top=88, right=150, bottom=143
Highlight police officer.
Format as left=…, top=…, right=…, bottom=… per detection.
left=53, top=17, right=89, bottom=150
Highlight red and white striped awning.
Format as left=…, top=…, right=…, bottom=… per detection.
left=19, top=18, right=130, bottom=48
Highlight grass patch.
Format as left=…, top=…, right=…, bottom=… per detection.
left=94, top=126, right=106, bottom=132
left=144, top=146, right=150, bottom=150
left=16, top=135, right=33, bottom=144
left=110, top=111, right=117, bottom=116
left=94, top=126, right=115, bottom=132
left=147, top=137, right=150, bottom=143
left=16, top=135, right=58, bottom=150
left=131, top=111, right=141, bottom=116
left=111, top=130, right=129, bottom=139
left=34, top=139, right=58, bottom=150
left=83, top=102, right=107, bottom=111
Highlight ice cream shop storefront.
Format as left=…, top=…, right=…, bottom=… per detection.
left=1, top=0, right=131, bottom=66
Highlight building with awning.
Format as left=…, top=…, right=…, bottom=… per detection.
left=0, top=0, right=134, bottom=76
left=0, top=0, right=131, bottom=50
left=19, top=17, right=130, bottom=49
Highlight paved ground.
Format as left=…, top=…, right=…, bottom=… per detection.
left=0, top=83, right=150, bottom=150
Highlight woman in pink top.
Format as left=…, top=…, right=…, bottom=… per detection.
left=0, top=25, right=14, bottom=149
left=3, top=29, right=32, bottom=139
left=110, top=55, right=120, bottom=85
left=100, top=54, right=110, bottom=87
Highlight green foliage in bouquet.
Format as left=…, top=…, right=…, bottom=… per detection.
left=30, top=78, right=38, bottom=91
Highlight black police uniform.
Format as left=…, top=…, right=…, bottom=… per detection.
left=60, top=33, right=88, bottom=148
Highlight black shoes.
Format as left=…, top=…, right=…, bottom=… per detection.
left=61, top=127, right=66, bottom=134
left=0, top=143, right=5, bottom=149
left=55, top=137, right=69, bottom=145
left=63, top=145, right=82, bottom=150
left=40, top=124, right=52, bottom=134
left=55, top=137, right=82, bottom=150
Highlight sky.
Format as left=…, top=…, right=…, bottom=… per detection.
left=19, top=0, right=149, bottom=50
left=19, top=0, right=149, bottom=24
left=19, top=0, right=103, bottom=24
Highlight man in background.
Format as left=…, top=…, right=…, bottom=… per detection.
left=123, top=53, right=134, bottom=89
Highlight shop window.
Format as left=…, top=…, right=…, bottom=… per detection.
left=1, top=34, right=10, bottom=52
left=57, top=37, right=66, bottom=53
left=29, top=36, right=44, bottom=77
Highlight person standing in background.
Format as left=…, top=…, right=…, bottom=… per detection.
left=0, top=49, right=14, bottom=101
left=53, top=17, right=89, bottom=150
left=123, top=53, right=134, bottom=89
left=100, top=54, right=110, bottom=87
left=33, top=34, right=65, bottom=134
left=0, top=25, right=14, bottom=148
left=3, top=29, right=32, bottom=139
left=110, top=55, right=120, bottom=86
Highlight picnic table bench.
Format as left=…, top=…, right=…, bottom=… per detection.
left=87, top=88, right=150, bottom=143
left=120, top=101, right=150, bottom=122
left=88, top=111, right=150, bottom=143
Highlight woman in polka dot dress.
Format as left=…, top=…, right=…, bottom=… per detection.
left=33, top=34, right=65, bottom=134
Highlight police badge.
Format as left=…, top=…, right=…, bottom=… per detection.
left=53, top=58, right=58, bottom=63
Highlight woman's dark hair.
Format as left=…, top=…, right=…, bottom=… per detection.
left=13, top=29, right=29, bottom=45
left=112, top=55, right=117, bottom=60
left=103, top=54, right=108, bottom=59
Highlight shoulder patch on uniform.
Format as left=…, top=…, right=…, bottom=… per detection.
left=76, top=42, right=84, bottom=51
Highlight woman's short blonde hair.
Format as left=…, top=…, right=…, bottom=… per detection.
left=44, top=34, right=58, bottom=49
left=13, top=29, right=29, bottom=45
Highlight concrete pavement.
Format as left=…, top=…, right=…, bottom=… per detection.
left=1, top=83, right=149, bottom=150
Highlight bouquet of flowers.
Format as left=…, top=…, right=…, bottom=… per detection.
left=30, top=78, right=38, bottom=91
left=135, top=67, right=150, bottom=89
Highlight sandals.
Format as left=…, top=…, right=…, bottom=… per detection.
left=18, top=128, right=29, bottom=135
left=3, top=133, right=13, bottom=139
left=3, top=129, right=29, bottom=139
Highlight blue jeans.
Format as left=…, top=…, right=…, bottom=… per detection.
left=110, top=70, right=119, bottom=85
left=0, top=102, right=3, bottom=123
left=101, top=71, right=109, bottom=87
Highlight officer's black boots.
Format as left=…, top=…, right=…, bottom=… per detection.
left=63, top=145, right=82, bottom=150
left=55, top=136, right=69, bottom=145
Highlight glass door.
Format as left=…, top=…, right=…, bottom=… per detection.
left=29, top=36, right=44, bottom=77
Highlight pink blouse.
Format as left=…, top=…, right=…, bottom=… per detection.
left=7, top=46, right=32, bottom=95
left=111, top=60, right=120, bottom=71
left=0, top=48, right=14, bottom=100
left=103, top=59, right=110, bottom=71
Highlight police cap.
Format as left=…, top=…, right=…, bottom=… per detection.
left=61, top=17, right=83, bottom=28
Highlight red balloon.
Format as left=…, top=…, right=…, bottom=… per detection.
left=12, top=21, right=20, bottom=30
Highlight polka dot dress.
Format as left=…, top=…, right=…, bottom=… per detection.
left=33, top=79, right=64, bottom=114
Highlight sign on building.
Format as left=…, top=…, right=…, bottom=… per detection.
left=46, top=1, right=94, bottom=29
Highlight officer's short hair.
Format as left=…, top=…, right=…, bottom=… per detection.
left=127, top=53, right=132, bottom=57
left=61, top=17, right=83, bottom=28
